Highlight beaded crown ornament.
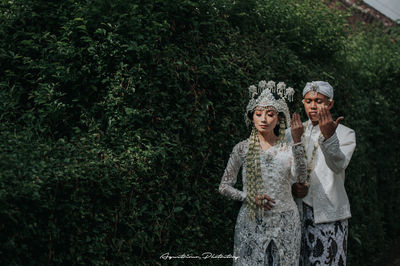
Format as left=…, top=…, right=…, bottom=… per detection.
left=245, top=80, right=295, bottom=127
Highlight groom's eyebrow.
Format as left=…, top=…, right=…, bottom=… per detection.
left=304, top=97, right=325, bottom=101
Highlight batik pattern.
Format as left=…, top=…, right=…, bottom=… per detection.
left=300, top=203, right=348, bottom=266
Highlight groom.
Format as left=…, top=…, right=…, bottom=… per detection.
left=291, top=81, right=356, bottom=266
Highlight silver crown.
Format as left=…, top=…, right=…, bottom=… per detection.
left=245, top=80, right=295, bottom=127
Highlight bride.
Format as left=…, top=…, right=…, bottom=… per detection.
left=219, top=80, right=307, bottom=265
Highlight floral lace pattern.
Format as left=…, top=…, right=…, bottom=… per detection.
left=219, top=139, right=307, bottom=265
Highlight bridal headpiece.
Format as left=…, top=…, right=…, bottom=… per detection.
left=245, top=80, right=295, bottom=127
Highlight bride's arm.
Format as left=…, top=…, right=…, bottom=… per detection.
left=219, top=142, right=246, bottom=201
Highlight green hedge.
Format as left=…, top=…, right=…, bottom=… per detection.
left=0, top=0, right=399, bottom=265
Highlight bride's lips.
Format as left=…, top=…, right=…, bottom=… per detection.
left=260, top=125, right=267, bottom=129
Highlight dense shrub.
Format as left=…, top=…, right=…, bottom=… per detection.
left=336, top=28, right=400, bottom=263
left=0, top=0, right=399, bottom=265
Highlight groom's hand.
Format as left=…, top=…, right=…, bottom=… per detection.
left=291, top=112, right=304, bottom=143
left=318, top=105, right=344, bottom=140
left=292, top=183, right=308, bottom=198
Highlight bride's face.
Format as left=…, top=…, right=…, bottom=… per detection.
left=253, top=107, right=278, bottom=133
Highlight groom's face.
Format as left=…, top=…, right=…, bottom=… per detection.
left=303, top=92, right=333, bottom=122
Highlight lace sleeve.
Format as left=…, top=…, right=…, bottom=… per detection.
left=218, top=142, right=246, bottom=201
left=291, top=142, right=307, bottom=183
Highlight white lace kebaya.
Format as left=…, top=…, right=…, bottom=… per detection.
left=219, top=140, right=307, bottom=265
left=219, top=80, right=307, bottom=265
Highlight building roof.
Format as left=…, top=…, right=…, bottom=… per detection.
left=364, top=0, right=400, bottom=22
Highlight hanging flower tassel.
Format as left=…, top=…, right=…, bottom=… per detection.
left=248, top=85, right=257, bottom=98
left=277, top=82, right=286, bottom=97
left=258, top=80, right=267, bottom=91
left=279, top=118, right=286, bottom=147
left=267, top=80, right=276, bottom=93
left=285, top=87, right=295, bottom=102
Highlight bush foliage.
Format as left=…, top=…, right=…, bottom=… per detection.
left=1, top=0, right=399, bottom=265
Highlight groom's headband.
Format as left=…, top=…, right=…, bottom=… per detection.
left=302, top=81, right=334, bottom=99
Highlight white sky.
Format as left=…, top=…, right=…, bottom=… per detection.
left=364, top=0, right=400, bottom=22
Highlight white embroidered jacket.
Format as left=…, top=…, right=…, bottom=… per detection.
left=288, top=121, right=356, bottom=224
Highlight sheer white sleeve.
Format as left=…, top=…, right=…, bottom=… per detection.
left=291, top=142, right=307, bottom=183
left=219, top=141, right=247, bottom=201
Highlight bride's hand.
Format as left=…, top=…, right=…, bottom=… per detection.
left=255, top=194, right=276, bottom=211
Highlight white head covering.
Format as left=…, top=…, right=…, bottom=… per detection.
left=302, top=81, right=334, bottom=99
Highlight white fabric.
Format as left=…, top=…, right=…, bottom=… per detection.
left=287, top=121, right=356, bottom=224
left=302, top=81, right=334, bottom=99
left=219, top=140, right=307, bottom=265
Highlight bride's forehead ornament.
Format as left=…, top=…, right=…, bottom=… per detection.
left=245, top=80, right=295, bottom=127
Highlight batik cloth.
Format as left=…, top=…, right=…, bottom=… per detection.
left=300, top=203, right=348, bottom=266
